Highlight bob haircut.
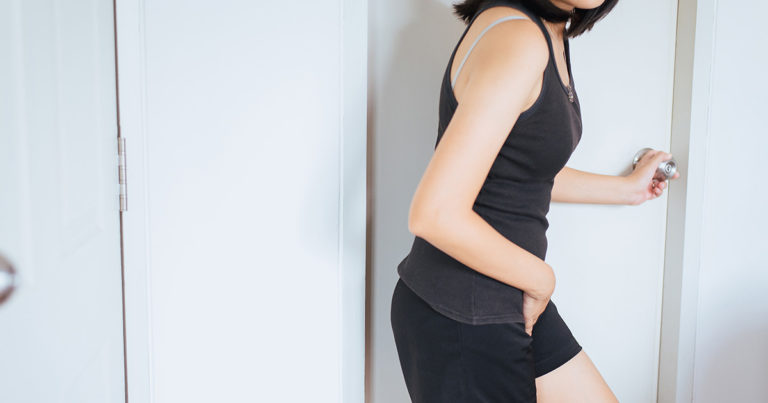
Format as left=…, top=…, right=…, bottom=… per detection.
left=453, top=0, right=618, bottom=38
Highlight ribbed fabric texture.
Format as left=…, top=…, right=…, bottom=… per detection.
left=397, top=0, right=582, bottom=325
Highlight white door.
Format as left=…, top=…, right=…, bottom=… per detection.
left=545, top=1, right=678, bottom=401
left=0, top=1, right=125, bottom=402
left=369, top=1, right=678, bottom=402
left=116, top=0, right=367, bottom=402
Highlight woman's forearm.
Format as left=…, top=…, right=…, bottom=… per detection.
left=551, top=166, right=633, bottom=205
left=410, top=209, right=555, bottom=300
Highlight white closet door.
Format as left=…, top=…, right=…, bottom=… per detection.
left=0, top=0, right=125, bottom=402
left=117, top=0, right=367, bottom=402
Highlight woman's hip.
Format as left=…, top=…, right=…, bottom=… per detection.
left=390, top=278, right=537, bottom=402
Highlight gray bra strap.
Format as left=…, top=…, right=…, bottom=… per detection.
left=451, top=15, right=529, bottom=89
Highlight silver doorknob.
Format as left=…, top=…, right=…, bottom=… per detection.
left=632, top=147, right=677, bottom=180
left=0, top=253, right=17, bottom=306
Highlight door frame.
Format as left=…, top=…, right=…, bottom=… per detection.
left=657, top=0, right=718, bottom=401
left=114, top=0, right=368, bottom=401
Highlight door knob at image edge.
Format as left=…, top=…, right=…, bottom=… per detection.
left=0, top=253, right=17, bottom=306
left=632, top=147, right=677, bottom=180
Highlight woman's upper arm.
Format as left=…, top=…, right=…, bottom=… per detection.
left=409, top=20, right=548, bottom=232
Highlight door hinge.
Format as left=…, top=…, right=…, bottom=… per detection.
left=118, top=136, right=127, bottom=212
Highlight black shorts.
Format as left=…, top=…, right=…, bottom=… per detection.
left=390, top=278, right=582, bottom=402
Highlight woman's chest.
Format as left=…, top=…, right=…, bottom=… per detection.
left=491, top=95, right=582, bottom=181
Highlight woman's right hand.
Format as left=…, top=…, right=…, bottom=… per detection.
left=522, top=290, right=551, bottom=336
left=521, top=262, right=555, bottom=336
left=624, top=149, right=678, bottom=205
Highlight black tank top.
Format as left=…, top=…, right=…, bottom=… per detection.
left=396, top=0, right=582, bottom=325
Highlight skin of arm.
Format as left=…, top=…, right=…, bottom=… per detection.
left=552, top=158, right=680, bottom=205
left=408, top=16, right=556, bottom=300
left=551, top=166, right=634, bottom=205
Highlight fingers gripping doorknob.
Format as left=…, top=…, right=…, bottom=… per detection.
left=633, top=147, right=677, bottom=180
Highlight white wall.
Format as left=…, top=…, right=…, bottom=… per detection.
left=367, top=1, right=462, bottom=401
left=117, top=1, right=366, bottom=402
left=690, top=1, right=768, bottom=401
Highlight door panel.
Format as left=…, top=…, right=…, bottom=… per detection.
left=0, top=0, right=125, bottom=401
left=547, top=1, right=677, bottom=401
left=117, top=0, right=367, bottom=402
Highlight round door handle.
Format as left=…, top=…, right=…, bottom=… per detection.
left=632, top=147, right=677, bottom=180
left=0, top=253, right=17, bottom=306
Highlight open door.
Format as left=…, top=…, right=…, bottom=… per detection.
left=0, top=0, right=126, bottom=401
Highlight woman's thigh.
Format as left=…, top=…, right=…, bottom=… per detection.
left=530, top=300, right=618, bottom=402
left=530, top=300, right=584, bottom=378
left=535, top=350, right=619, bottom=403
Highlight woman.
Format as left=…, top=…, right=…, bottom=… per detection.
left=390, top=0, right=679, bottom=401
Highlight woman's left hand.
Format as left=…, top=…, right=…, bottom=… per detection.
left=624, top=149, right=680, bottom=205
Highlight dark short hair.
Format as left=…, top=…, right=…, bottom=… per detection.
left=453, top=0, right=618, bottom=38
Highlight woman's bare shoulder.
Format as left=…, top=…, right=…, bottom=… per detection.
left=452, top=6, right=550, bottom=103
left=463, top=5, right=548, bottom=60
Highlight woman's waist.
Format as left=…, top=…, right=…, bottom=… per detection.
left=473, top=177, right=553, bottom=223
left=404, top=217, right=548, bottom=268
left=472, top=203, right=550, bottom=236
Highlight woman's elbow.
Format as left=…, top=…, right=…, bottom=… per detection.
left=408, top=202, right=463, bottom=239
left=408, top=197, right=438, bottom=237
left=407, top=206, right=430, bottom=237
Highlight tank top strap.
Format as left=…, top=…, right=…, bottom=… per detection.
left=478, top=0, right=552, bottom=38
left=450, top=15, right=529, bottom=89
